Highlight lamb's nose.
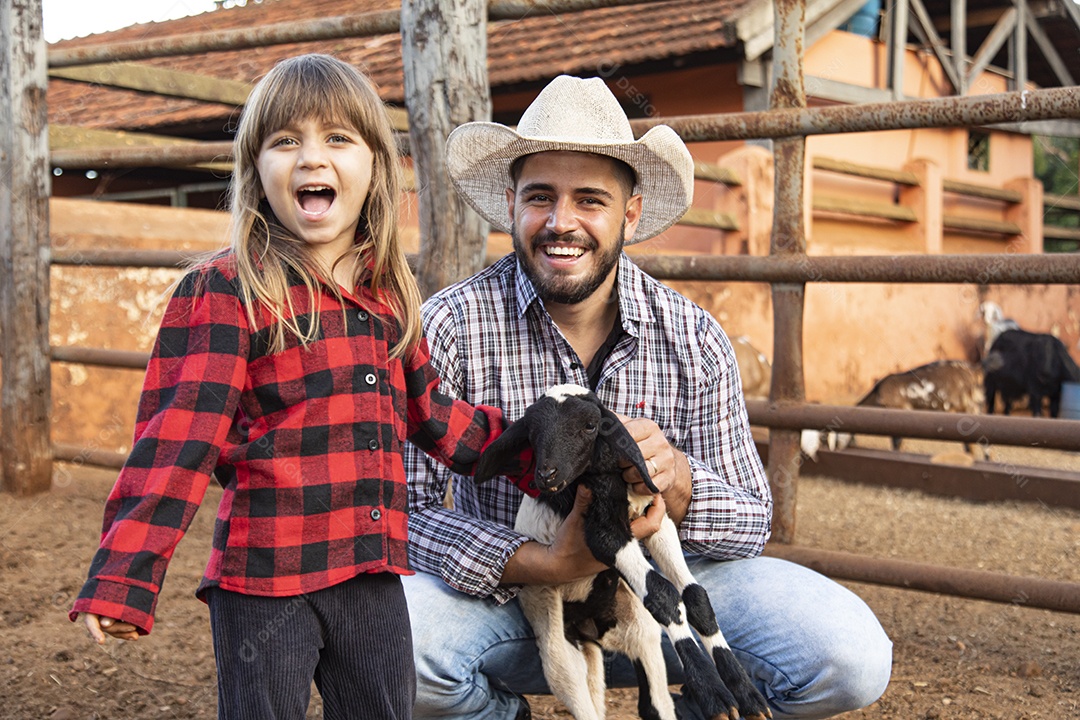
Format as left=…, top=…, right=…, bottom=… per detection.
left=536, top=467, right=557, bottom=482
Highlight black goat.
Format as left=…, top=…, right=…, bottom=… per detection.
left=476, top=384, right=769, bottom=720
left=983, top=329, right=1080, bottom=417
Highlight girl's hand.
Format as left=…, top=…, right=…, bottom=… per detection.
left=81, top=613, right=140, bottom=643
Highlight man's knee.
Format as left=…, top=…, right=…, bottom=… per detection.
left=770, top=623, right=892, bottom=718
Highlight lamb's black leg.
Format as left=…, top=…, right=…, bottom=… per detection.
left=582, top=483, right=739, bottom=719
left=600, top=582, right=678, bottom=720
left=633, top=658, right=663, bottom=720
left=644, top=517, right=772, bottom=720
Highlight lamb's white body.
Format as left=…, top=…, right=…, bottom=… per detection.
left=515, top=493, right=679, bottom=720
left=477, top=385, right=769, bottom=720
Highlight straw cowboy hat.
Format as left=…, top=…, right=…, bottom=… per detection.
left=445, top=75, right=695, bottom=244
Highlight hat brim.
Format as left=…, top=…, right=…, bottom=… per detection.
left=445, top=122, right=693, bottom=244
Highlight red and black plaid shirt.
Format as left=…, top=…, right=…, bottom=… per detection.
left=70, top=253, right=504, bottom=634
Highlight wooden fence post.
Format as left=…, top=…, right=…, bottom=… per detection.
left=401, top=0, right=491, bottom=298
left=0, top=0, right=53, bottom=495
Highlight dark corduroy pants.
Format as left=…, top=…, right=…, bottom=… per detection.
left=206, top=572, right=414, bottom=720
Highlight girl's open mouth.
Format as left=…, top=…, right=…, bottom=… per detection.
left=297, top=185, right=336, bottom=216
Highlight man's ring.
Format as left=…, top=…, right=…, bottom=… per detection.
left=646, top=458, right=657, bottom=477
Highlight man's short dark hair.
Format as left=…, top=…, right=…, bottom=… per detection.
left=509, top=153, right=637, bottom=199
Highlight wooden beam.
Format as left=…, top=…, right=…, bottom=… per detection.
left=1, top=0, right=53, bottom=495
left=49, top=124, right=232, bottom=172
left=1024, top=11, right=1075, bottom=86
left=678, top=208, right=740, bottom=231
left=943, top=214, right=1023, bottom=235
left=908, top=0, right=962, bottom=93
left=952, top=0, right=967, bottom=94
left=693, top=160, right=743, bottom=186
left=942, top=178, right=1023, bottom=203
left=966, top=7, right=1017, bottom=88
left=813, top=195, right=918, bottom=222
left=1044, top=193, right=1080, bottom=212
left=48, top=62, right=252, bottom=106
left=805, top=75, right=896, bottom=104
left=812, top=156, right=920, bottom=185
left=1043, top=225, right=1080, bottom=242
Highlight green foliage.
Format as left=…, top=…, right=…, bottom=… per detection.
left=1034, top=136, right=1080, bottom=253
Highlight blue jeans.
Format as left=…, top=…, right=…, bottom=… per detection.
left=403, top=556, right=891, bottom=720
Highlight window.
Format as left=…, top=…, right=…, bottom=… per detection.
left=967, top=130, right=990, bottom=172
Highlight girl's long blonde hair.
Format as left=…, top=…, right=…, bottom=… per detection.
left=227, top=53, right=421, bottom=357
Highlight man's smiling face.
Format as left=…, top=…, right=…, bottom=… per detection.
left=508, top=151, right=642, bottom=306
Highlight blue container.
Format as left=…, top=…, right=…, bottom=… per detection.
left=1061, top=381, right=1080, bottom=420
left=841, top=0, right=881, bottom=37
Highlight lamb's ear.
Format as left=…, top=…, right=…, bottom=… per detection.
left=475, top=419, right=532, bottom=484
left=597, top=405, right=659, bottom=493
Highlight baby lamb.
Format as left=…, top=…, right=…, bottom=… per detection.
left=475, top=384, right=770, bottom=720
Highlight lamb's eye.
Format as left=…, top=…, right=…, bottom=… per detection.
left=585, top=422, right=598, bottom=433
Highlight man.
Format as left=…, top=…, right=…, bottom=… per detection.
left=403, top=75, right=892, bottom=719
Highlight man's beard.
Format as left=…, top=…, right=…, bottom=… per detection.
left=511, top=223, right=624, bottom=305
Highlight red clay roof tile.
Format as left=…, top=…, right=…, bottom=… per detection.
left=47, top=0, right=751, bottom=133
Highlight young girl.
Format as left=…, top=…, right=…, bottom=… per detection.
left=71, top=54, right=509, bottom=719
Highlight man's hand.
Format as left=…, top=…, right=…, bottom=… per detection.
left=629, top=493, right=666, bottom=540
left=81, top=613, right=140, bottom=644
left=501, top=485, right=607, bottom=585
left=617, top=415, right=694, bottom=526
left=544, top=486, right=609, bottom=579
left=618, top=415, right=679, bottom=495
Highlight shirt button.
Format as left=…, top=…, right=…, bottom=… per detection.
left=368, top=438, right=379, bottom=451
left=365, top=372, right=377, bottom=385
left=370, top=508, right=382, bottom=521
left=569, top=362, right=580, bottom=370
left=357, top=310, right=369, bottom=322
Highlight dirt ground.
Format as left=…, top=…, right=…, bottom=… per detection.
left=2, top=438, right=1078, bottom=720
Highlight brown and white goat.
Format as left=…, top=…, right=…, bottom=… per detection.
left=476, top=385, right=769, bottom=720
left=828, top=360, right=986, bottom=458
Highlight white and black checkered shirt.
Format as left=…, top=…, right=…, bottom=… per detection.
left=406, top=253, right=772, bottom=603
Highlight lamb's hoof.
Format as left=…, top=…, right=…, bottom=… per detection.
left=733, top=683, right=771, bottom=719
left=741, top=711, right=770, bottom=720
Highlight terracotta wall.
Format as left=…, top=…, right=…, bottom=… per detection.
left=47, top=199, right=227, bottom=455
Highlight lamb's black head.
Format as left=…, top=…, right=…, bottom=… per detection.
left=475, top=384, right=657, bottom=495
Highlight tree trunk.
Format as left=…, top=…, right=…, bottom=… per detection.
left=1, top=0, right=53, bottom=495
left=401, top=0, right=491, bottom=298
